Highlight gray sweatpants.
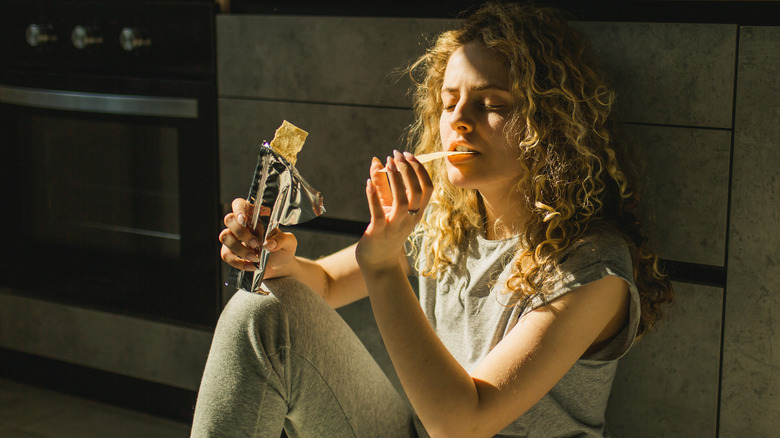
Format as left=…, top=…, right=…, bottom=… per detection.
left=190, top=278, right=419, bottom=438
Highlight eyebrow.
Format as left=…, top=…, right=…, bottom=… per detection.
left=441, top=84, right=511, bottom=94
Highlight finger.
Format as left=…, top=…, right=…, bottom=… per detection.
left=365, top=179, right=387, bottom=231
left=231, top=198, right=253, bottom=227
left=385, top=156, right=409, bottom=217
left=231, top=198, right=271, bottom=216
left=224, top=212, right=263, bottom=252
left=264, top=231, right=298, bottom=275
left=231, top=198, right=270, bottom=231
left=394, top=150, right=423, bottom=210
left=263, top=228, right=297, bottom=253
left=221, top=244, right=258, bottom=271
left=370, top=157, right=394, bottom=208
left=403, top=151, right=434, bottom=209
left=219, top=228, right=261, bottom=263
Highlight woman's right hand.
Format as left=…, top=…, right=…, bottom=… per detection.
left=218, top=198, right=299, bottom=278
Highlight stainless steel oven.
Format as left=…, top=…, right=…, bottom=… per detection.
left=0, top=0, right=221, bottom=327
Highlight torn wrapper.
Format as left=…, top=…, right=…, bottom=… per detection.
left=227, top=142, right=325, bottom=293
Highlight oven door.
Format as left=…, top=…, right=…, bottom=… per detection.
left=0, top=73, right=220, bottom=327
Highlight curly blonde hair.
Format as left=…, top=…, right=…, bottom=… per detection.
left=406, top=2, right=673, bottom=337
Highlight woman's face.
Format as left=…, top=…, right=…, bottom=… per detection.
left=439, top=41, right=524, bottom=200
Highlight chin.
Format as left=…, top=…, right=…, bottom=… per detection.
left=446, top=168, right=474, bottom=189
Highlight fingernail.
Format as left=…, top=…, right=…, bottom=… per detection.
left=403, top=151, right=414, bottom=160
left=246, top=252, right=260, bottom=263
left=372, top=156, right=382, bottom=165
left=237, top=213, right=246, bottom=227
left=367, top=178, right=375, bottom=194
left=386, top=156, right=397, bottom=171
left=263, top=239, right=277, bottom=250
left=248, top=239, right=261, bottom=250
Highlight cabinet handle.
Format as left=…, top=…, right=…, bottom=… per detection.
left=0, top=84, right=198, bottom=119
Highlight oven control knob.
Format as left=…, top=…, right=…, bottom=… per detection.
left=26, top=24, right=57, bottom=47
left=71, top=26, right=103, bottom=50
left=119, top=27, right=151, bottom=52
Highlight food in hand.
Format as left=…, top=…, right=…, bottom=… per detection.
left=269, top=120, right=308, bottom=166
left=377, top=151, right=475, bottom=172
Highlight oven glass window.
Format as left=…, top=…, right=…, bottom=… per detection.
left=20, top=113, right=181, bottom=259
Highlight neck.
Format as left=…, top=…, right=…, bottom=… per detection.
left=480, top=190, right=529, bottom=240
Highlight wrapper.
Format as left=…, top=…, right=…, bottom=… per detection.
left=228, top=141, right=325, bottom=293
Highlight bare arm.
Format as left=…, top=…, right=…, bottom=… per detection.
left=287, top=243, right=366, bottom=308
left=356, top=151, right=630, bottom=437
left=219, top=198, right=410, bottom=309
left=363, top=265, right=628, bottom=437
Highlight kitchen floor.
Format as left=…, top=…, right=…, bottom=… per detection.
left=0, top=378, right=191, bottom=438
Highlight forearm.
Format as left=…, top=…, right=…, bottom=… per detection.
left=282, top=256, right=329, bottom=298
left=357, top=151, right=488, bottom=434
left=361, top=264, right=486, bottom=437
left=287, top=244, right=367, bottom=309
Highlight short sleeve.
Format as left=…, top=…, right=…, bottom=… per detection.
left=526, top=232, right=641, bottom=361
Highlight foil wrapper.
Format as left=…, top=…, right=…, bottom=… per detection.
left=228, top=142, right=325, bottom=293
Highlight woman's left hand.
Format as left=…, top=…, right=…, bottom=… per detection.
left=356, top=150, right=433, bottom=272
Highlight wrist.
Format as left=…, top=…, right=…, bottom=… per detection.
left=265, top=254, right=299, bottom=279
left=286, top=256, right=307, bottom=279
left=358, top=260, right=404, bottom=280
left=355, top=247, right=403, bottom=275
left=291, top=257, right=331, bottom=300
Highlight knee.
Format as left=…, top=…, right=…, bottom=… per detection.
left=216, top=278, right=324, bottom=340
left=210, top=286, right=292, bottom=361
left=221, top=277, right=311, bottom=313
left=221, top=285, right=273, bottom=317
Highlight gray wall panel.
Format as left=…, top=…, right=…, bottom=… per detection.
left=217, top=15, right=454, bottom=107
left=293, top=228, right=360, bottom=261
left=721, top=26, right=780, bottom=437
left=619, top=124, right=730, bottom=266
left=219, top=17, right=737, bottom=128
left=219, top=98, right=414, bottom=221
left=607, top=282, right=722, bottom=438
left=575, top=22, right=737, bottom=128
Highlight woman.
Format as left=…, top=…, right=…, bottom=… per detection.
left=192, top=3, right=673, bottom=437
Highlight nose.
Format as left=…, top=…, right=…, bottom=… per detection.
left=449, top=101, right=473, bottom=133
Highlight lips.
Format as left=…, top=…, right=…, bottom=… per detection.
left=448, top=141, right=477, bottom=153
left=446, top=141, right=478, bottom=164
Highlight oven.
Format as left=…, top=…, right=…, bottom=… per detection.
left=0, top=0, right=221, bottom=327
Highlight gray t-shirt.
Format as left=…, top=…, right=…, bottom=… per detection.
left=407, top=230, right=640, bottom=437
